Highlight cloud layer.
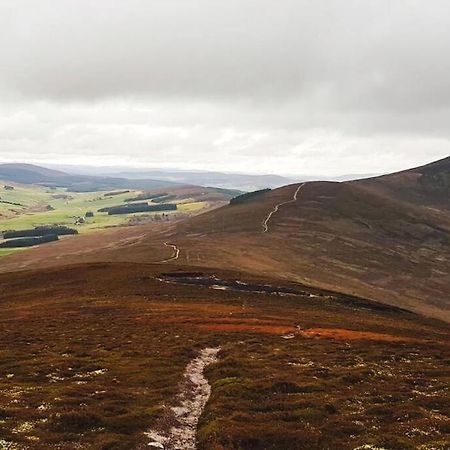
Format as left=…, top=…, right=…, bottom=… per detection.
left=0, top=0, right=449, bottom=175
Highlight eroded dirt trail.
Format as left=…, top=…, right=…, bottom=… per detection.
left=159, top=242, right=181, bottom=263
left=262, top=183, right=305, bottom=233
left=146, top=347, right=220, bottom=449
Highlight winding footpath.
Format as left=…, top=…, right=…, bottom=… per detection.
left=262, top=183, right=305, bottom=233
left=146, top=347, right=221, bottom=450
left=159, top=242, right=181, bottom=263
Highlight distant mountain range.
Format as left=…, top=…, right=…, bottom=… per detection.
left=0, top=162, right=378, bottom=192
left=38, top=164, right=296, bottom=191
left=0, top=163, right=182, bottom=192
left=43, top=163, right=379, bottom=191
left=105, top=169, right=293, bottom=191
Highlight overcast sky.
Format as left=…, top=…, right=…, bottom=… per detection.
left=0, top=0, right=449, bottom=176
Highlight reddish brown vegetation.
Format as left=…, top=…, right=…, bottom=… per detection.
left=299, top=327, right=420, bottom=342
left=0, top=157, right=449, bottom=448
left=0, top=263, right=449, bottom=449
left=196, top=323, right=295, bottom=334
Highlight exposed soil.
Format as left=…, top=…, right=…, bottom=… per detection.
left=159, top=243, right=181, bottom=263
left=145, top=347, right=220, bottom=450
left=262, top=183, right=304, bottom=232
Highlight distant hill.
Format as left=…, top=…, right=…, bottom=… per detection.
left=1, top=157, right=449, bottom=322
left=63, top=167, right=296, bottom=191
left=152, top=155, right=450, bottom=320
left=113, top=170, right=294, bottom=191
left=0, top=163, right=69, bottom=184
left=42, top=163, right=379, bottom=191
left=62, top=167, right=379, bottom=190
left=354, top=156, right=450, bottom=210
left=0, top=163, right=182, bottom=192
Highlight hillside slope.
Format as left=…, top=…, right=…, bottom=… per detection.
left=162, top=178, right=450, bottom=320
left=354, top=156, right=450, bottom=210
left=145, top=157, right=450, bottom=320
left=1, top=157, right=449, bottom=321
left=1, top=261, right=449, bottom=449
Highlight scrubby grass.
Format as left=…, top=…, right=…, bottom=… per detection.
left=0, top=263, right=449, bottom=449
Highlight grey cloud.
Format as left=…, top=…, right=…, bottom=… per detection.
left=2, top=0, right=450, bottom=107
left=0, top=1, right=449, bottom=174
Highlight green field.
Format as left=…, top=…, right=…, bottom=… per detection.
left=0, top=181, right=208, bottom=257
left=0, top=184, right=136, bottom=231
left=0, top=248, right=26, bottom=257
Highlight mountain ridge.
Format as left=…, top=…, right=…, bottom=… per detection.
left=1, top=156, right=449, bottom=321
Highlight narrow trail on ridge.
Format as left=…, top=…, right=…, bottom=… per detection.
left=262, top=183, right=305, bottom=233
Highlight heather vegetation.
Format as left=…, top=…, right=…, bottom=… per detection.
left=0, top=158, right=449, bottom=449
left=0, top=263, right=448, bottom=449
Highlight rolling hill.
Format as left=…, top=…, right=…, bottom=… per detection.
left=104, top=168, right=295, bottom=191
left=163, top=157, right=450, bottom=320
left=354, top=155, right=450, bottom=210
left=0, top=157, right=449, bottom=321
left=0, top=157, right=449, bottom=449
left=0, top=163, right=182, bottom=192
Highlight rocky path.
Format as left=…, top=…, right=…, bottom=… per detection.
left=262, top=183, right=305, bottom=233
left=146, top=347, right=220, bottom=449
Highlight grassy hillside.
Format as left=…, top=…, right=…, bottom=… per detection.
left=0, top=182, right=227, bottom=257
left=0, top=183, right=132, bottom=230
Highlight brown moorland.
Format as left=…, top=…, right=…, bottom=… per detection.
left=0, top=262, right=449, bottom=449
left=0, top=157, right=449, bottom=449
